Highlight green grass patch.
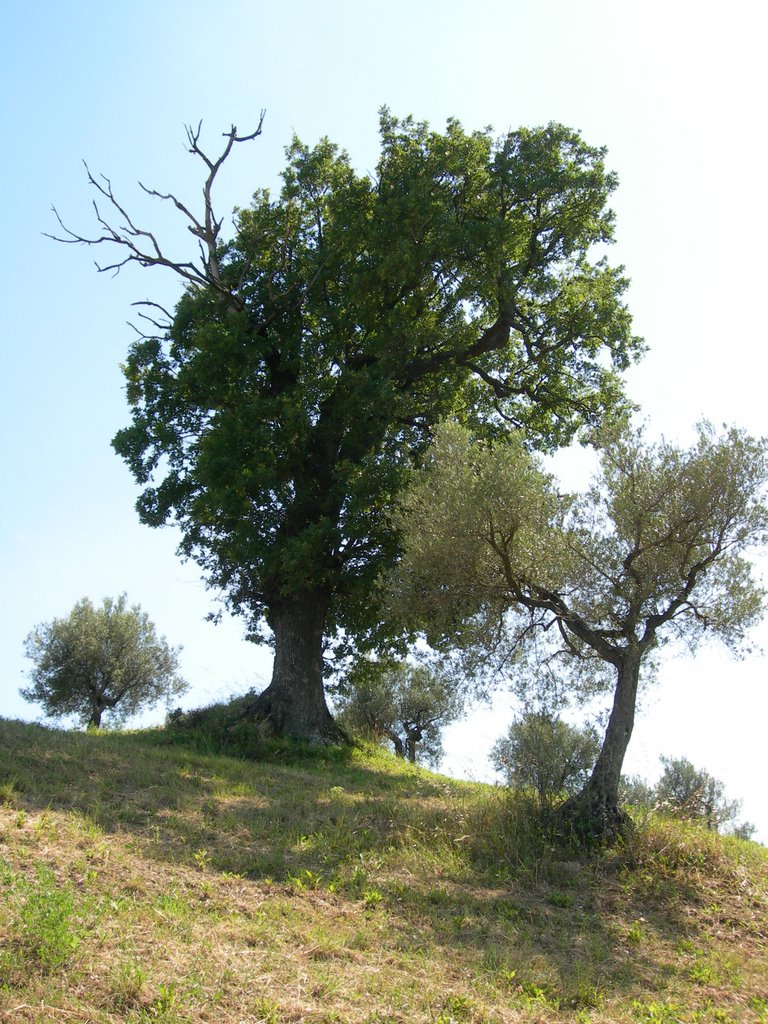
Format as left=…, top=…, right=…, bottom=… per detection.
left=0, top=716, right=765, bottom=1022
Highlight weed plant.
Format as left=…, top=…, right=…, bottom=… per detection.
left=0, top=861, right=89, bottom=982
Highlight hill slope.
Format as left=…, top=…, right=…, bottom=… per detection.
left=0, top=719, right=766, bottom=1023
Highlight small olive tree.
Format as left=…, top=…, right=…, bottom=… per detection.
left=334, top=658, right=463, bottom=766
left=655, top=756, right=742, bottom=832
left=491, top=712, right=600, bottom=815
left=622, top=758, right=756, bottom=838
left=22, top=595, right=187, bottom=728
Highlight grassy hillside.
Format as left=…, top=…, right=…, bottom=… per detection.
left=0, top=718, right=766, bottom=1023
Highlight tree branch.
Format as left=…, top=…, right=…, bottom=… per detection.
left=45, top=115, right=266, bottom=312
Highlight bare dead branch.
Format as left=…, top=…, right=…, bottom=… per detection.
left=129, top=300, right=175, bottom=334
left=127, top=321, right=147, bottom=339
left=45, top=114, right=266, bottom=312
left=131, top=299, right=174, bottom=320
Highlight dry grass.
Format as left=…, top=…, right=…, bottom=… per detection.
left=0, top=718, right=765, bottom=1023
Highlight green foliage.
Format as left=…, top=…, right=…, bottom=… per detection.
left=491, top=711, right=600, bottom=814
left=108, top=959, right=147, bottom=1010
left=590, top=422, right=768, bottom=656
left=21, top=594, right=187, bottom=728
left=655, top=756, right=742, bottom=833
left=631, top=999, right=685, bottom=1024
left=620, top=774, right=657, bottom=810
left=0, top=862, right=87, bottom=975
left=626, top=920, right=645, bottom=945
left=111, top=112, right=641, bottom=656
left=622, top=757, right=755, bottom=838
left=391, top=419, right=768, bottom=666
left=731, top=820, right=758, bottom=841
left=389, top=419, right=768, bottom=838
left=334, top=657, right=463, bottom=765
left=250, top=997, right=282, bottom=1024
left=385, top=421, right=569, bottom=653
left=362, top=887, right=384, bottom=909
left=547, top=889, right=575, bottom=908
left=133, top=982, right=187, bottom=1024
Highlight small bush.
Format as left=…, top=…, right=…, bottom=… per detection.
left=491, top=712, right=600, bottom=818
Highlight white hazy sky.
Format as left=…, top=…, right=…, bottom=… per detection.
left=2, top=1, right=766, bottom=840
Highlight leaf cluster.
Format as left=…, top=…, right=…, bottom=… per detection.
left=491, top=711, right=601, bottom=812
left=333, top=656, right=463, bottom=765
left=569, top=422, right=768, bottom=655
left=622, top=756, right=754, bottom=837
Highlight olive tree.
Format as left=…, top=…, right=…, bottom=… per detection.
left=334, top=658, right=462, bottom=765
left=390, top=420, right=768, bottom=841
left=51, top=113, right=642, bottom=742
left=655, top=756, right=742, bottom=832
left=491, top=712, right=600, bottom=815
left=622, top=758, right=756, bottom=838
left=21, top=595, right=187, bottom=728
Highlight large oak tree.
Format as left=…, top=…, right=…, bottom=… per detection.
left=54, top=113, right=642, bottom=741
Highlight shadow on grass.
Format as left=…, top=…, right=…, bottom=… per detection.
left=0, top=717, right=473, bottom=871
left=1, top=717, right=762, bottom=1008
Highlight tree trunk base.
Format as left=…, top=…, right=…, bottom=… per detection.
left=554, top=786, right=631, bottom=847
left=243, top=685, right=346, bottom=745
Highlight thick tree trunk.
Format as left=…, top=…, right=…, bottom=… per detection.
left=246, top=591, right=343, bottom=743
left=557, top=650, right=641, bottom=844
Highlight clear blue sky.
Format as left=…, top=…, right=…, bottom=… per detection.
left=2, top=1, right=766, bottom=839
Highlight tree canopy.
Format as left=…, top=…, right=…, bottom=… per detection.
left=655, top=756, right=743, bottom=833
left=334, top=658, right=462, bottom=765
left=21, top=595, right=187, bottom=728
left=55, top=113, right=642, bottom=741
left=491, top=712, right=600, bottom=815
left=390, top=420, right=768, bottom=839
